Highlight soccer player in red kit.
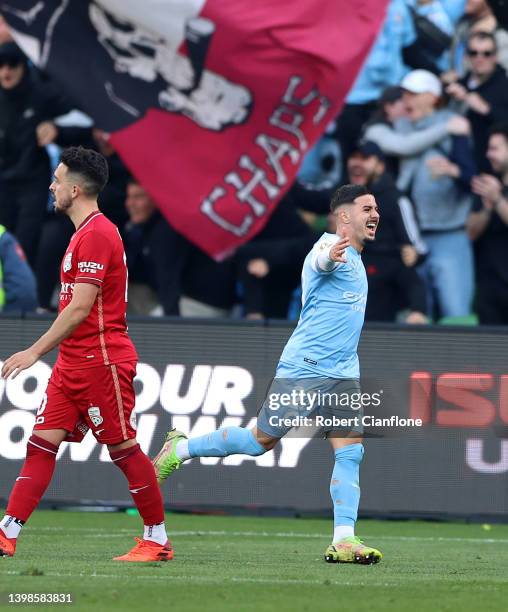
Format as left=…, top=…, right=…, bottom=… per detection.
left=0, top=147, right=171, bottom=562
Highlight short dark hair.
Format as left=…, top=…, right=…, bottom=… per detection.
left=467, top=31, right=497, bottom=52
left=489, top=121, right=508, bottom=141
left=330, top=184, right=370, bottom=212
left=60, top=146, right=109, bottom=197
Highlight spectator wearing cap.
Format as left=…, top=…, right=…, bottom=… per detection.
left=446, top=31, right=508, bottom=172
left=0, top=42, right=73, bottom=266
left=0, top=224, right=37, bottom=313
left=467, top=123, right=508, bottom=324
left=337, top=0, right=464, bottom=175
left=394, top=69, right=476, bottom=319
left=364, top=84, right=470, bottom=177
left=347, top=141, right=428, bottom=324
left=336, top=0, right=434, bottom=177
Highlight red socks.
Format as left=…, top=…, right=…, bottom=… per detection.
left=6, top=435, right=58, bottom=523
left=5, top=438, right=163, bottom=536
left=110, top=444, right=165, bottom=525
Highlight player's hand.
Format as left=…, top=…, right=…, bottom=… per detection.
left=329, top=236, right=349, bottom=263
left=1, top=348, right=40, bottom=379
left=247, top=258, right=270, bottom=278
left=36, top=121, right=58, bottom=146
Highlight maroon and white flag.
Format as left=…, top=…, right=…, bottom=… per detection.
left=3, top=0, right=388, bottom=258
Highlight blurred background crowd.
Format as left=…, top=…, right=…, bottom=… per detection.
left=1, top=0, right=508, bottom=325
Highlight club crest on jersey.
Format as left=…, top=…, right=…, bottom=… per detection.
left=88, top=406, right=103, bottom=427
left=63, top=251, right=73, bottom=272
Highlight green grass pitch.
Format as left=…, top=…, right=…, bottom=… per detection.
left=1, top=511, right=508, bottom=611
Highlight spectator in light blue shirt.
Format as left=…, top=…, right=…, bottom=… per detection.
left=411, top=0, right=466, bottom=71
left=337, top=0, right=418, bottom=177
left=347, top=0, right=416, bottom=107
left=336, top=1, right=466, bottom=175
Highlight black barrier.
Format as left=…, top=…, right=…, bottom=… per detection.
left=1, top=316, right=507, bottom=520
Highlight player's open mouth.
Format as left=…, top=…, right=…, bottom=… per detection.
left=366, top=221, right=377, bottom=233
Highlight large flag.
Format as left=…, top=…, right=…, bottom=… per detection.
left=3, top=0, right=388, bottom=259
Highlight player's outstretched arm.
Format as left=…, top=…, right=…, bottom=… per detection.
left=314, top=236, right=349, bottom=273
left=329, top=237, right=349, bottom=262
left=1, top=283, right=99, bottom=380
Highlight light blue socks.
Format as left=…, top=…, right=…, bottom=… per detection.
left=188, top=426, right=266, bottom=458
left=330, top=443, right=364, bottom=535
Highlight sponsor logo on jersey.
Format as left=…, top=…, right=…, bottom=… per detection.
left=60, top=282, right=75, bottom=300
left=88, top=406, right=103, bottom=427
left=78, top=261, right=104, bottom=274
left=343, top=291, right=367, bottom=311
left=63, top=251, right=73, bottom=272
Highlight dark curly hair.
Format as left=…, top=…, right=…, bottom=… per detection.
left=330, top=184, right=370, bottom=212
left=60, top=146, right=109, bottom=197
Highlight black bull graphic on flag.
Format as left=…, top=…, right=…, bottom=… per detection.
left=2, top=0, right=388, bottom=258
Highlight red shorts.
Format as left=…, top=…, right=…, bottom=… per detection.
left=34, top=362, right=137, bottom=445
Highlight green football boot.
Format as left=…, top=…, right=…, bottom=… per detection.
left=152, top=428, right=188, bottom=484
left=324, top=536, right=383, bottom=565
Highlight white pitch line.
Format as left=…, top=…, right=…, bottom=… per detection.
left=23, top=527, right=508, bottom=544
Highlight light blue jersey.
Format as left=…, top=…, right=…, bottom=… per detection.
left=277, top=233, right=367, bottom=380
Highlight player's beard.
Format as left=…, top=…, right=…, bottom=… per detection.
left=354, top=220, right=376, bottom=245
left=363, top=226, right=377, bottom=244
left=54, top=194, right=73, bottom=215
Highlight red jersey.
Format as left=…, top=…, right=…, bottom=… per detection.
left=56, top=211, right=137, bottom=369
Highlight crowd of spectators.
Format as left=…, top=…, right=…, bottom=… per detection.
left=1, top=1, right=508, bottom=325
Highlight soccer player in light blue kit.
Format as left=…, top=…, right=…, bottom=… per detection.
left=154, top=184, right=382, bottom=564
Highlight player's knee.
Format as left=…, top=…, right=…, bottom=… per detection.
left=257, top=437, right=277, bottom=452
left=108, top=441, right=140, bottom=464
left=251, top=428, right=277, bottom=452
left=107, top=438, right=138, bottom=453
left=31, top=429, right=67, bottom=448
